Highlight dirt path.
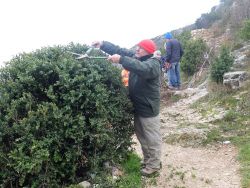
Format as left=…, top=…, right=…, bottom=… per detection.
left=133, top=86, right=241, bottom=188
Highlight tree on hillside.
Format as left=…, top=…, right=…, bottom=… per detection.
left=210, top=46, right=234, bottom=83
left=180, top=38, right=207, bottom=76
left=195, top=11, right=220, bottom=29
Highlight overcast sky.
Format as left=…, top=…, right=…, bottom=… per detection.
left=0, top=0, right=220, bottom=66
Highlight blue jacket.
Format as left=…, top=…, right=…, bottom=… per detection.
left=162, top=39, right=184, bottom=64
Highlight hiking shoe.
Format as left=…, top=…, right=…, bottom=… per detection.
left=141, top=167, right=160, bottom=177
left=167, top=85, right=175, bottom=90
left=175, top=86, right=181, bottom=90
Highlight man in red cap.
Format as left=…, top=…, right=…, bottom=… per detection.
left=92, top=39, right=162, bottom=176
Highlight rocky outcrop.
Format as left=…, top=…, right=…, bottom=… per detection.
left=223, top=41, right=250, bottom=89
left=223, top=71, right=249, bottom=89
left=232, top=42, right=250, bottom=70
left=191, top=28, right=232, bottom=53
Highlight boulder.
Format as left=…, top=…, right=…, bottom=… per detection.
left=223, top=71, right=248, bottom=89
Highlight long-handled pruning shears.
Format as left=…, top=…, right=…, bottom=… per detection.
left=67, top=48, right=108, bottom=60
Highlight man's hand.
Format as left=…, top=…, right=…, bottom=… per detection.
left=91, top=41, right=103, bottom=48
left=107, top=54, right=121, bottom=64
left=164, top=62, right=171, bottom=70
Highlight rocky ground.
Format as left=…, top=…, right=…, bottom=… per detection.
left=133, top=85, right=241, bottom=188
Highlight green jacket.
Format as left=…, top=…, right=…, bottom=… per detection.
left=101, top=41, right=161, bottom=117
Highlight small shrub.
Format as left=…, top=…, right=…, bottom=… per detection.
left=239, top=19, right=250, bottom=41
left=224, top=110, right=238, bottom=122
left=180, top=39, right=207, bottom=76
left=202, top=129, right=221, bottom=145
left=210, top=46, right=234, bottom=83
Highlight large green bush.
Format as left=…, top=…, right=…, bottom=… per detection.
left=210, top=46, right=234, bottom=83
left=180, top=39, right=207, bottom=76
left=0, top=43, right=134, bottom=187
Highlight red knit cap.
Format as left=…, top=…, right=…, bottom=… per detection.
left=138, top=39, right=156, bottom=54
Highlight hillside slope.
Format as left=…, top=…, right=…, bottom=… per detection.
left=134, top=0, right=250, bottom=187
left=133, top=85, right=241, bottom=188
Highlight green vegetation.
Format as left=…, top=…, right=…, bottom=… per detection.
left=0, top=43, right=134, bottom=187
left=175, top=30, right=192, bottom=49
left=195, top=11, right=221, bottom=29
left=239, top=19, right=250, bottom=41
left=181, top=38, right=207, bottom=76
left=238, top=143, right=250, bottom=188
left=175, top=31, right=208, bottom=79
left=210, top=46, right=234, bottom=83
left=192, top=81, right=250, bottom=187
left=170, top=94, right=182, bottom=103
left=202, top=129, right=221, bottom=145
left=116, top=153, right=142, bottom=188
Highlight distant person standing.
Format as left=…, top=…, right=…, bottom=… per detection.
left=162, top=32, right=184, bottom=90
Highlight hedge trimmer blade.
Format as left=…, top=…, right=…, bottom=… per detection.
left=67, top=47, right=107, bottom=60
left=76, top=55, right=107, bottom=60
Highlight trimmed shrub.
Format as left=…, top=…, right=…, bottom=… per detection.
left=0, top=43, right=134, bottom=187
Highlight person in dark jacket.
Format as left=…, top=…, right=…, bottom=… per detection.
left=162, top=32, right=184, bottom=90
left=92, top=39, right=162, bottom=176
